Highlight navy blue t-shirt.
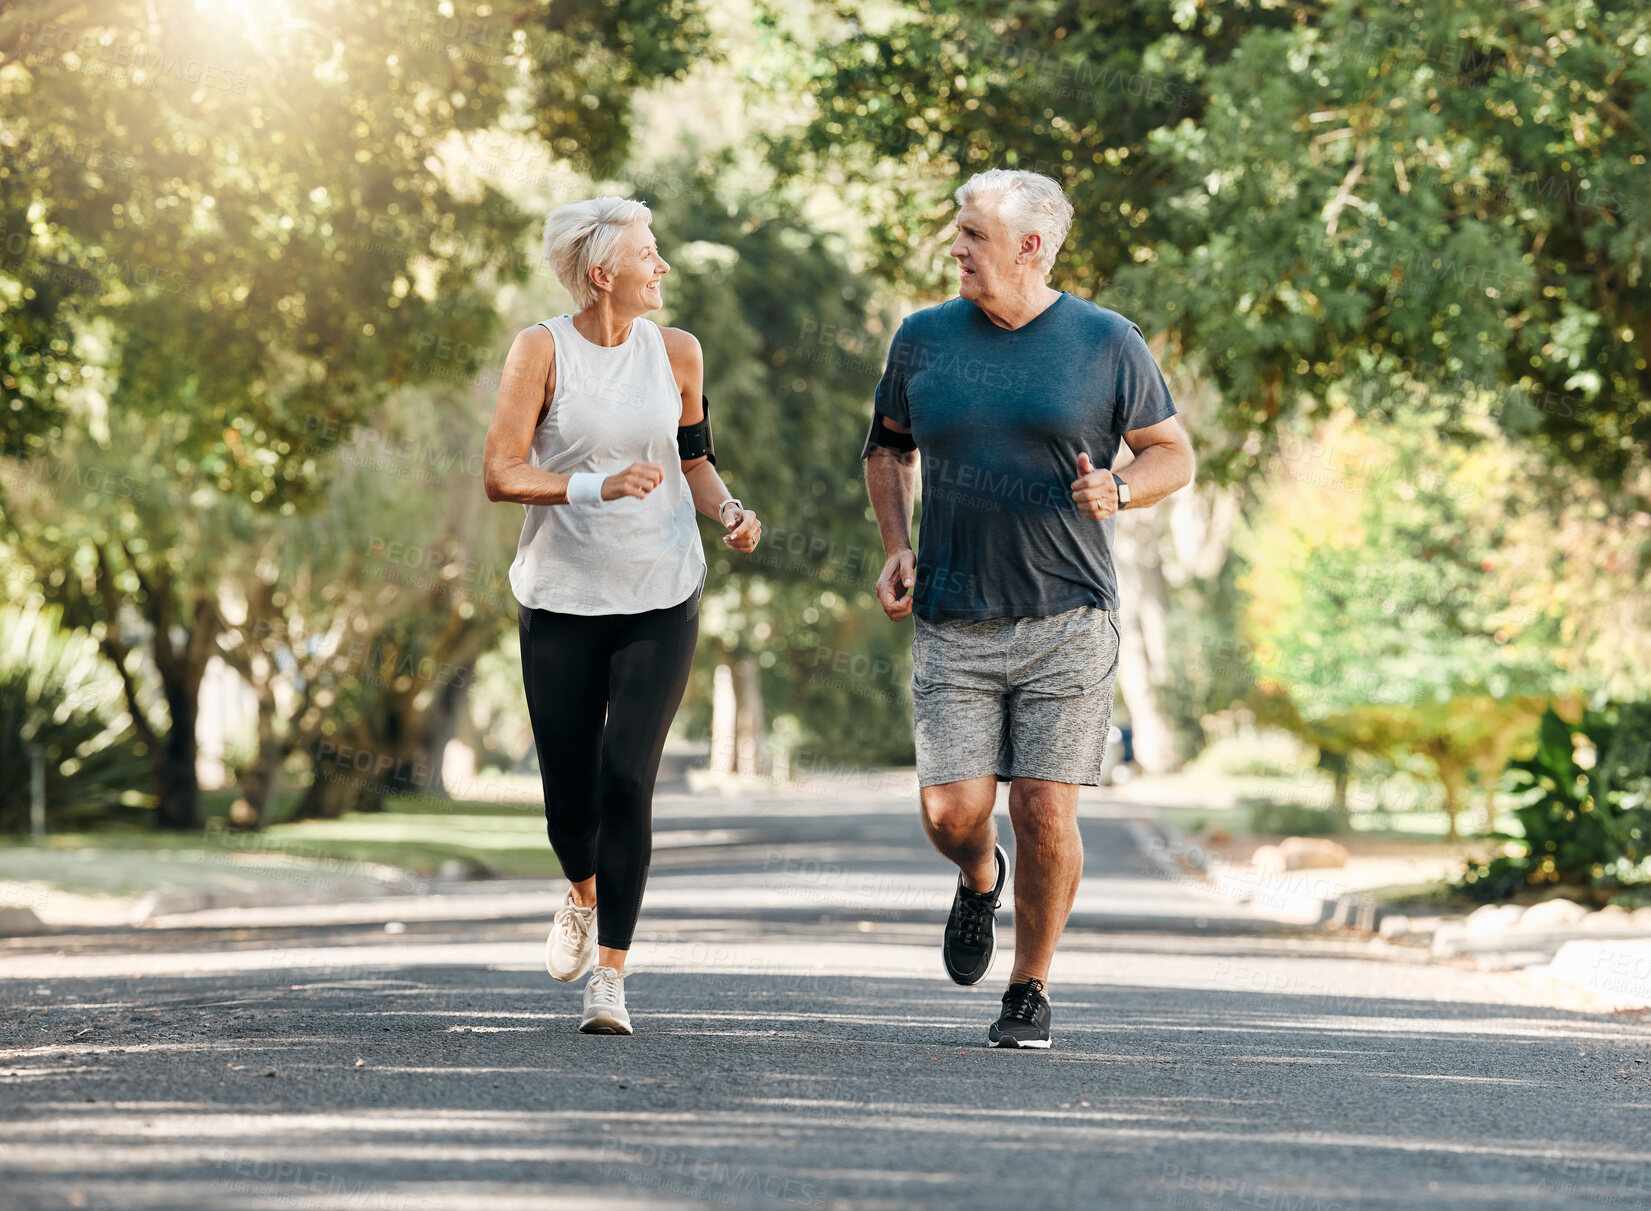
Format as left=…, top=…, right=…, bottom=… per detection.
left=861, top=292, right=1178, bottom=621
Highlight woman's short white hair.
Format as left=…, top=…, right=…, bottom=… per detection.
left=543, top=196, right=653, bottom=309
left=955, top=170, right=1074, bottom=276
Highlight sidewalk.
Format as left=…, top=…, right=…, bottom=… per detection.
left=1115, top=779, right=1651, bottom=1009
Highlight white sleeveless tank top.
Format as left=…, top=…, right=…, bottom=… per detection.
left=507, top=315, right=706, bottom=615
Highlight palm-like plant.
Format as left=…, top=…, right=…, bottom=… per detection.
left=0, top=605, right=151, bottom=833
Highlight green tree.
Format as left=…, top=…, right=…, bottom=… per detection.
left=643, top=161, right=915, bottom=767
left=0, top=0, right=707, bottom=826
left=1238, top=406, right=1563, bottom=835
left=208, top=377, right=522, bottom=824
left=1479, top=463, right=1651, bottom=704
left=772, top=0, right=1651, bottom=489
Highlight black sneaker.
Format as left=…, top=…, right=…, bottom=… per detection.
left=988, top=977, right=1051, bottom=1049
left=942, top=843, right=1007, bottom=985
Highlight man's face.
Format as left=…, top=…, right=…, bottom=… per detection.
left=949, top=200, right=1036, bottom=300
left=598, top=221, right=669, bottom=312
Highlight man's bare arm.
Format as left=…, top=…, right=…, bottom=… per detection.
left=1071, top=416, right=1194, bottom=520
left=1115, top=416, right=1195, bottom=508
left=865, top=419, right=919, bottom=621
left=866, top=450, right=918, bottom=556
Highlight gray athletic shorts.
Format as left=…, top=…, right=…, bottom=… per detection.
left=911, top=603, right=1121, bottom=788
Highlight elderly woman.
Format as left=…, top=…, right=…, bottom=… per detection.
left=483, top=197, right=761, bottom=1035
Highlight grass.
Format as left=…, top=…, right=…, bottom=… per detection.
left=1369, top=878, right=1651, bottom=914
left=1362, top=880, right=1484, bottom=916
left=257, top=803, right=560, bottom=877
left=0, top=791, right=562, bottom=885
left=1156, top=802, right=1484, bottom=844
left=1148, top=764, right=1522, bottom=842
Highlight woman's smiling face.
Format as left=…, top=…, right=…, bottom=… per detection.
left=600, top=220, right=670, bottom=313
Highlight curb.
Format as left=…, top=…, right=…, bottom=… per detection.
left=0, top=906, right=49, bottom=937
left=1326, top=893, right=1393, bottom=933
left=128, top=865, right=440, bottom=925
left=1135, top=817, right=1393, bottom=930
left=1540, top=938, right=1651, bottom=1009
left=4, top=848, right=490, bottom=932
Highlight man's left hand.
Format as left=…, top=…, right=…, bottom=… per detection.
left=1070, top=452, right=1119, bottom=521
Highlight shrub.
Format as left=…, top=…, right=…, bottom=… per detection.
left=0, top=605, right=152, bottom=833
left=1458, top=703, right=1651, bottom=901
left=1244, top=798, right=1344, bottom=837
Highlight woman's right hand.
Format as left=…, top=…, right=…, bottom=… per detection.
left=603, top=462, right=665, bottom=501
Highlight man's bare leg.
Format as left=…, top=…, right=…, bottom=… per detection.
left=919, top=775, right=1000, bottom=892
left=1005, top=777, right=1083, bottom=988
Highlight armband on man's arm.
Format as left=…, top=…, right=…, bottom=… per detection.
left=677, top=394, right=715, bottom=466
left=862, top=412, right=916, bottom=457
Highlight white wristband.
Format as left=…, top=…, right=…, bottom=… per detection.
left=565, top=472, right=604, bottom=505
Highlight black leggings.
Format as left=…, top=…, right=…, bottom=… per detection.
left=518, top=587, right=700, bottom=951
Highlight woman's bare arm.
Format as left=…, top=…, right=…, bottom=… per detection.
left=483, top=324, right=662, bottom=505
left=483, top=325, right=569, bottom=505
left=661, top=325, right=760, bottom=552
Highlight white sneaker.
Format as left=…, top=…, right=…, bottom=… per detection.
left=580, top=965, right=631, bottom=1035
left=546, top=892, right=597, bottom=982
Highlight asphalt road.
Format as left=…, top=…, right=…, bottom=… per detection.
left=3, top=788, right=1650, bottom=1211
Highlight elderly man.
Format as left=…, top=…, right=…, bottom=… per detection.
left=862, top=169, right=1195, bottom=1048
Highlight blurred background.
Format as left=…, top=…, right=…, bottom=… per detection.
left=1, top=0, right=1647, bottom=918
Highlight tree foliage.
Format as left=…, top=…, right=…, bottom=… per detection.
left=1461, top=702, right=1651, bottom=901
left=773, top=0, right=1651, bottom=488
left=1238, top=405, right=1563, bottom=832
left=211, top=379, right=522, bottom=823
left=644, top=161, right=915, bottom=763
left=0, top=0, right=707, bottom=825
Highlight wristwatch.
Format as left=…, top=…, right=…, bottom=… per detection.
left=1112, top=474, right=1131, bottom=508
left=718, top=497, right=744, bottom=525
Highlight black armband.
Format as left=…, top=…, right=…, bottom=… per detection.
left=862, top=412, right=916, bottom=457
left=678, top=394, right=715, bottom=465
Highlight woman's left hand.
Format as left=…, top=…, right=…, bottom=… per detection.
left=722, top=507, right=762, bottom=553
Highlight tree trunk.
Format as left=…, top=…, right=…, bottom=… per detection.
left=153, top=720, right=202, bottom=831
left=294, top=758, right=384, bottom=819
left=735, top=656, right=766, bottom=777
left=1433, top=757, right=1465, bottom=841
left=404, top=658, right=475, bottom=798
left=237, top=681, right=285, bottom=831
left=151, top=646, right=215, bottom=831
left=1319, top=748, right=1351, bottom=828
left=710, top=660, right=737, bottom=774
left=1114, top=507, right=1177, bottom=773
left=89, top=544, right=219, bottom=831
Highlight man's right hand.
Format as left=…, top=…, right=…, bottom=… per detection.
left=875, top=548, right=916, bottom=621
left=603, top=462, right=665, bottom=501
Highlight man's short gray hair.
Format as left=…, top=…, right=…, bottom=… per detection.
left=543, top=196, right=653, bottom=309
left=955, top=170, right=1074, bottom=276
